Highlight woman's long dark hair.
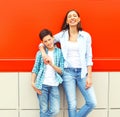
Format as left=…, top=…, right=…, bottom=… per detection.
left=61, top=9, right=82, bottom=31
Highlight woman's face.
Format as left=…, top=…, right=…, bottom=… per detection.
left=66, top=11, right=80, bottom=27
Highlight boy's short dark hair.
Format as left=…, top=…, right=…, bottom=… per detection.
left=39, top=29, right=53, bottom=41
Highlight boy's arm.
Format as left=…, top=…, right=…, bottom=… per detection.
left=51, top=64, right=62, bottom=74
left=39, top=43, right=62, bottom=73
left=39, top=33, right=61, bottom=64
left=47, top=50, right=64, bottom=75
left=59, top=52, right=64, bottom=74
left=31, top=73, right=42, bottom=94
left=46, top=57, right=62, bottom=74
left=31, top=51, right=42, bottom=94
left=32, top=51, right=41, bottom=74
left=31, top=73, right=37, bottom=88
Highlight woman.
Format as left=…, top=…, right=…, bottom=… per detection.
left=40, top=9, right=97, bottom=117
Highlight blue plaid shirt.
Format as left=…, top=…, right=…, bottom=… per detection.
left=32, top=47, right=64, bottom=89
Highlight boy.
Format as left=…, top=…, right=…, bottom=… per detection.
left=31, top=29, right=64, bottom=117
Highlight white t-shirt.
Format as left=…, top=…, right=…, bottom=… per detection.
left=67, top=41, right=81, bottom=68
left=43, top=50, right=59, bottom=86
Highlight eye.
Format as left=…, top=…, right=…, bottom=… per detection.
left=67, top=15, right=72, bottom=18
left=48, top=38, right=51, bottom=41
left=44, top=40, right=47, bottom=43
left=73, top=14, right=78, bottom=17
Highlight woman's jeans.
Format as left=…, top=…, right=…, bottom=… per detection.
left=37, top=84, right=60, bottom=117
left=63, top=68, right=97, bottom=117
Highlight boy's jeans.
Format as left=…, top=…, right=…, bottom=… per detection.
left=63, top=68, right=97, bottom=117
left=37, top=84, right=60, bottom=117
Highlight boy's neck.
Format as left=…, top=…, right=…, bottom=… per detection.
left=47, top=46, right=54, bottom=51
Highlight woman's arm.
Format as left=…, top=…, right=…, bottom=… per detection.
left=85, top=32, right=93, bottom=66
left=85, top=32, right=93, bottom=89
left=39, top=43, right=49, bottom=64
left=86, top=65, right=92, bottom=89
left=39, top=31, right=63, bottom=64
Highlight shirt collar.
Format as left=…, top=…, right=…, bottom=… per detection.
left=78, top=31, right=84, bottom=37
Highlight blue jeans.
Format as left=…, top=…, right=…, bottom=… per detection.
left=63, top=68, right=97, bottom=117
left=37, top=84, right=60, bottom=117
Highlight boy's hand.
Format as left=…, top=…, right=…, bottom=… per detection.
left=32, top=83, right=42, bottom=95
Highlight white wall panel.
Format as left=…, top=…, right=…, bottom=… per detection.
left=92, top=72, right=108, bottom=108
left=0, top=72, right=120, bottom=117
left=20, top=110, right=39, bottom=117
left=0, top=73, right=18, bottom=109
left=0, top=110, right=18, bottom=117
left=109, top=72, right=120, bottom=108
left=19, top=72, right=39, bottom=109
left=88, top=110, right=107, bottom=117
left=109, top=109, right=120, bottom=117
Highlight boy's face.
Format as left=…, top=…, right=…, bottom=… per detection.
left=42, top=35, right=54, bottom=50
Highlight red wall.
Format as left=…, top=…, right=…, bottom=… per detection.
left=0, top=0, right=120, bottom=71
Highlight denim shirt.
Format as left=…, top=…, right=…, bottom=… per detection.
left=54, top=30, right=93, bottom=78
left=32, top=47, right=64, bottom=89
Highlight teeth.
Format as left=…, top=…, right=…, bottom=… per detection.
left=70, top=21, right=75, bottom=23
left=70, top=19, right=76, bottom=23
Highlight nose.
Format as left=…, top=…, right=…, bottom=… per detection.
left=48, top=40, right=51, bottom=44
left=70, top=16, right=75, bottom=20
left=47, top=41, right=51, bottom=46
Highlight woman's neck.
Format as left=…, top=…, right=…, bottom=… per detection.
left=69, top=26, right=78, bottom=34
left=69, top=27, right=79, bottom=42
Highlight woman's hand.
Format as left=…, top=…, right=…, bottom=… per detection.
left=42, top=53, right=52, bottom=65
left=86, top=76, right=92, bottom=89
left=46, top=57, right=52, bottom=66
left=86, top=66, right=92, bottom=89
